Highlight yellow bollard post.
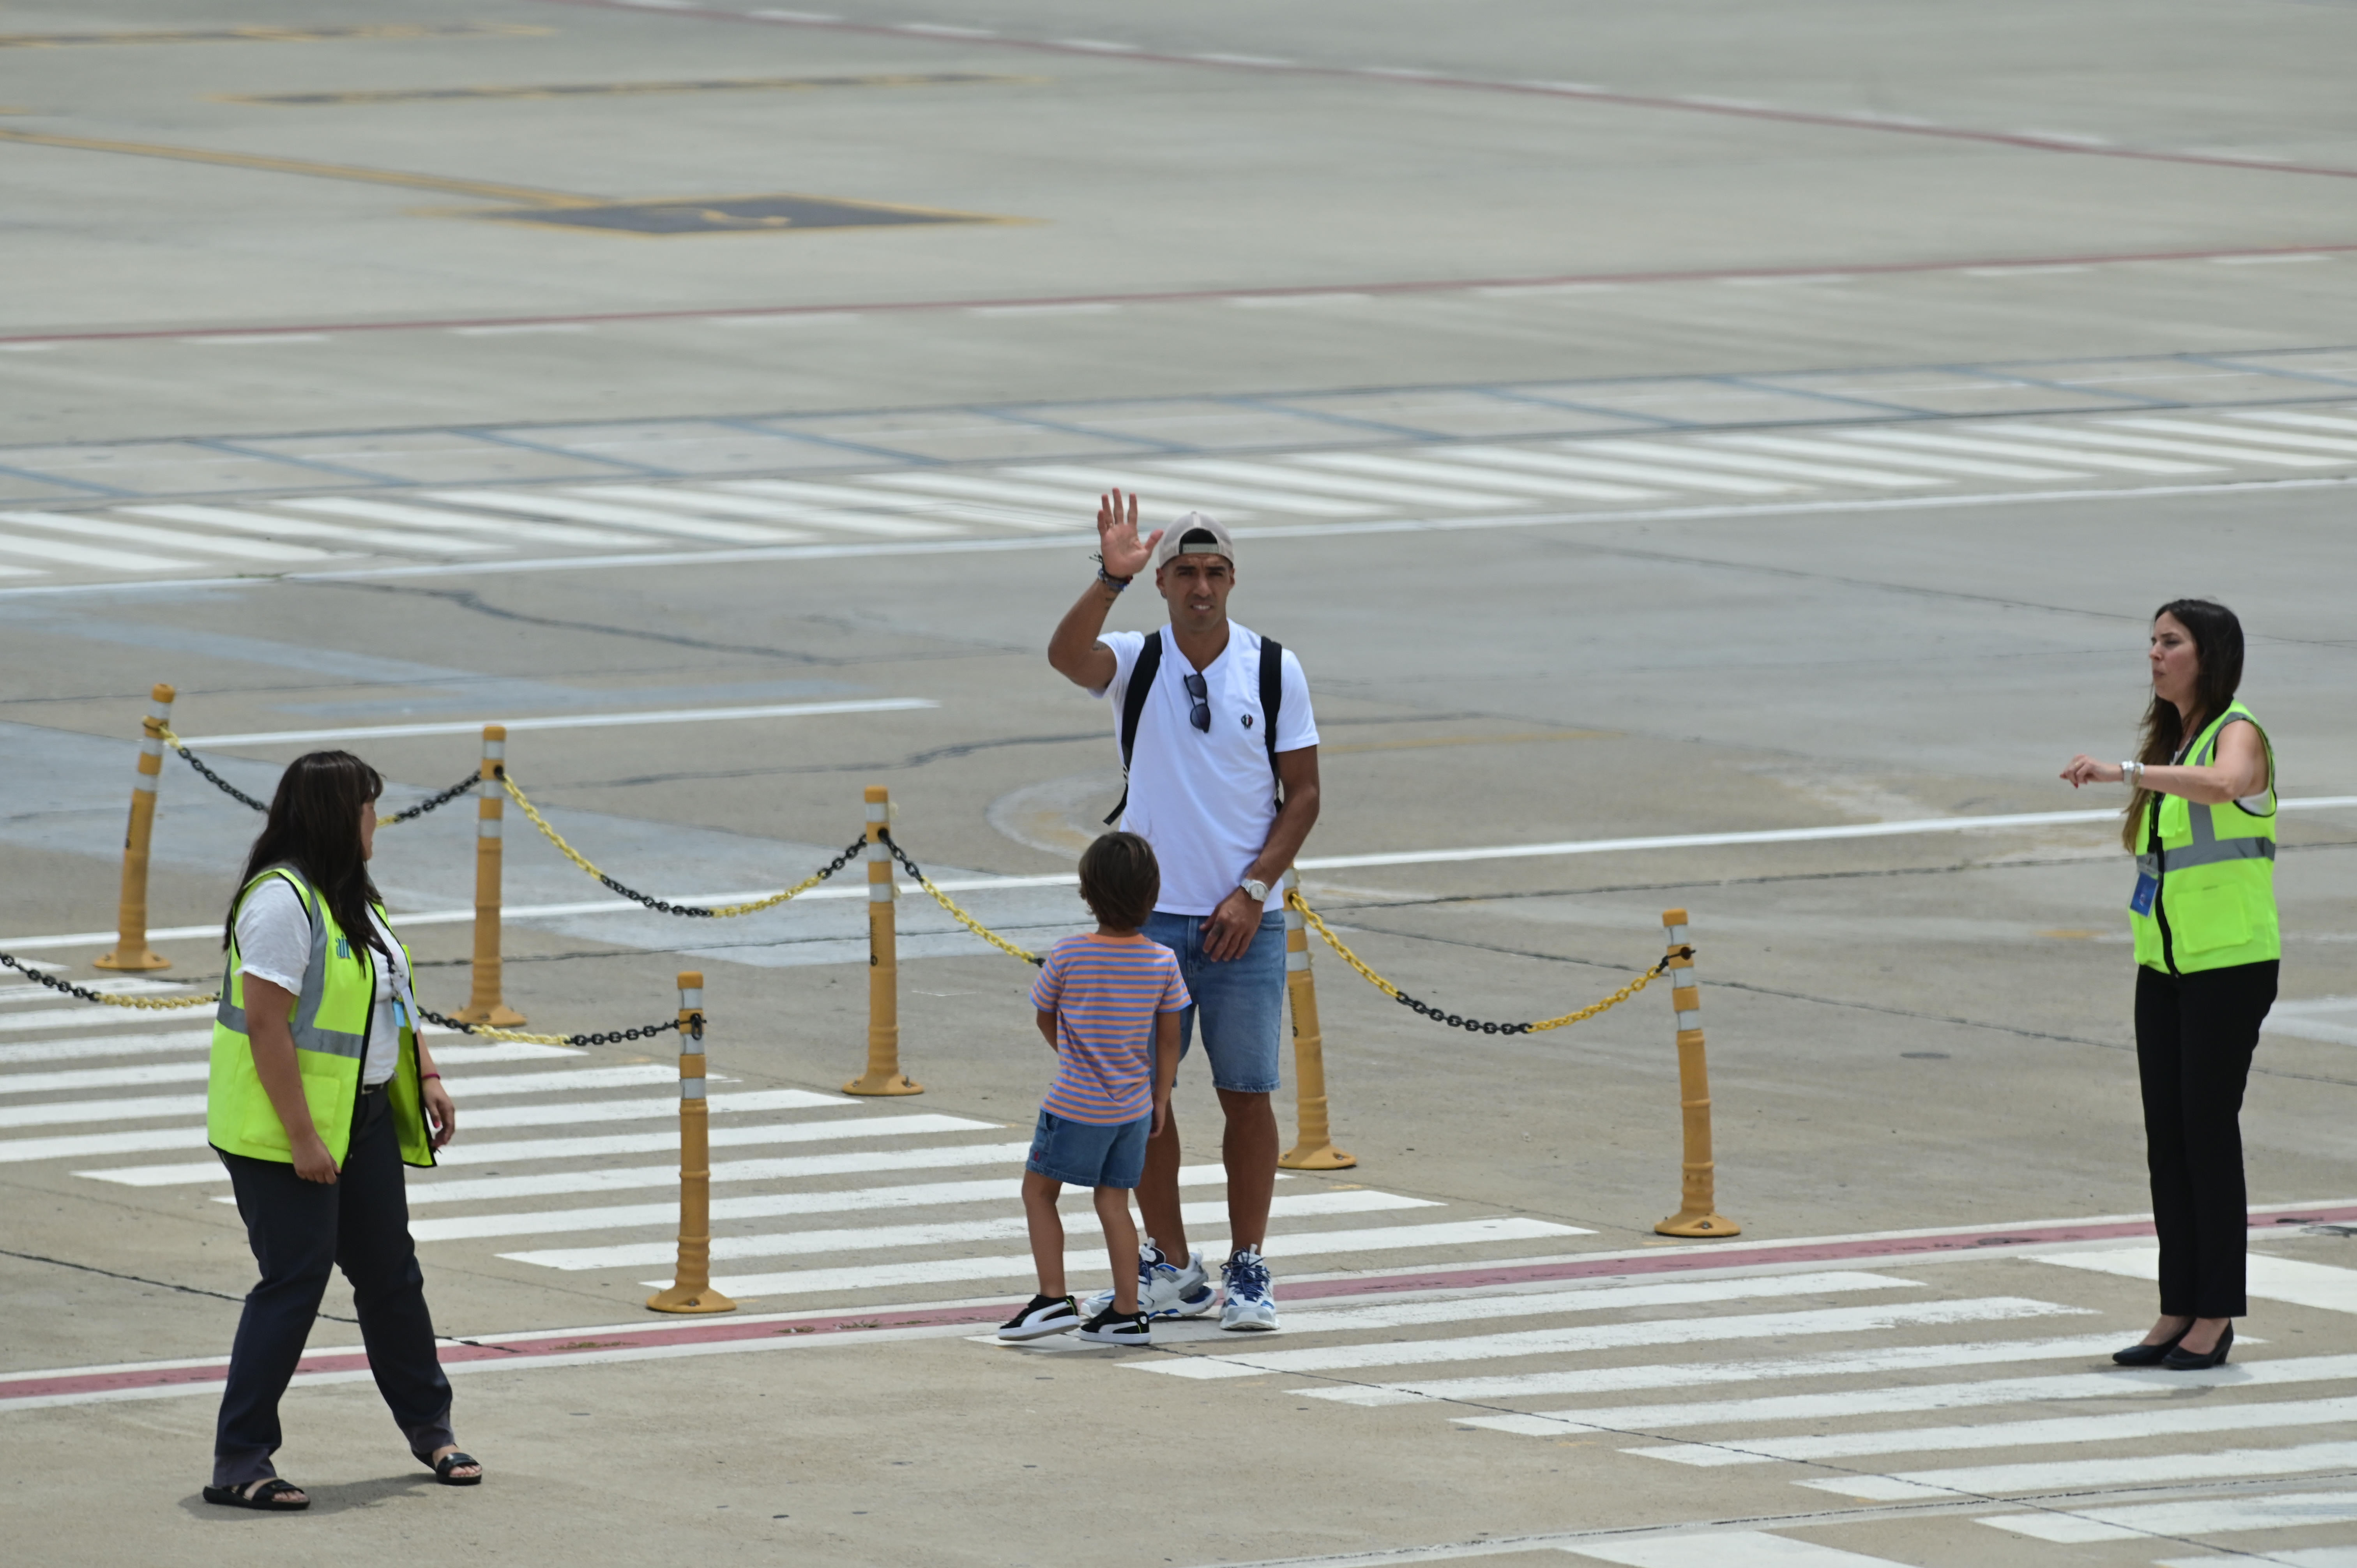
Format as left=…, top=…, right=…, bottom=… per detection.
left=96, top=683, right=178, bottom=971
left=843, top=784, right=921, bottom=1095
left=1278, top=870, right=1355, bottom=1170
left=648, top=971, right=735, bottom=1314
left=455, top=725, right=523, bottom=1027
left=1654, top=909, right=1738, bottom=1238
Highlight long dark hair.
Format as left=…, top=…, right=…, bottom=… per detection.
left=2123, top=598, right=2245, bottom=850
left=225, top=750, right=389, bottom=957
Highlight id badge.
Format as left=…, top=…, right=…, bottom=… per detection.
left=2128, top=872, right=2159, bottom=917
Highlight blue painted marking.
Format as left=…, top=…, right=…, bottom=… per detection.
left=711, top=417, right=942, bottom=466
left=469, top=429, right=678, bottom=475
left=972, top=408, right=1191, bottom=452
left=1469, top=386, right=1692, bottom=428
left=1714, top=374, right=1940, bottom=417
left=2180, top=353, right=2357, bottom=393
left=0, top=461, right=132, bottom=498
left=1212, top=394, right=1440, bottom=441
left=191, top=438, right=409, bottom=487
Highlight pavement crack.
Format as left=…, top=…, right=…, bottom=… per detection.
left=0, top=1245, right=359, bottom=1323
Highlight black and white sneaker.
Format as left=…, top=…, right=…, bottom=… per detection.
left=997, top=1294, right=1080, bottom=1341
left=1076, top=1306, right=1153, bottom=1346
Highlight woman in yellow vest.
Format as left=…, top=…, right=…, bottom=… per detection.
left=204, top=751, right=479, bottom=1510
left=2063, top=598, right=2276, bottom=1372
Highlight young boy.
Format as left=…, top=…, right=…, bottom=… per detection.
left=998, top=832, right=1188, bottom=1346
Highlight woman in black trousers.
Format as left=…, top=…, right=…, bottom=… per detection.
left=203, top=752, right=480, bottom=1509
left=2064, top=599, right=2278, bottom=1371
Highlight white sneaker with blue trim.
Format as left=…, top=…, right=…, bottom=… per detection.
left=1218, top=1247, right=1279, bottom=1332
left=1082, top=1238, right=1221, bottom=1321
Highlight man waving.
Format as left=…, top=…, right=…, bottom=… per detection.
left=1048, top=490, right=1321, bottom=1332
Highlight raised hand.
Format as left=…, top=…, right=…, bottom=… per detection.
left=1096, top=489, right=1163, bottom=581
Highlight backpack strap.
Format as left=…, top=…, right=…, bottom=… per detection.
left=1260, top=636, right=1285, bottom=807
left=1103, top=630, right=1163, bottom=825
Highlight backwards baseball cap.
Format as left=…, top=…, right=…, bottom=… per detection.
left=1152, top=511, right=1235, bottom=572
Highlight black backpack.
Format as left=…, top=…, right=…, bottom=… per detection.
left=1104, top=630, right=1285, bottom=825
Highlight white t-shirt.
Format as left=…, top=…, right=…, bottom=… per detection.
left=1093, top=622, right=1318, bottom=916
left=234, top=878, right=413, bottom=1087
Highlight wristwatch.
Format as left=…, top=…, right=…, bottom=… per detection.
left=1239, top=878, right=1269, bottom=903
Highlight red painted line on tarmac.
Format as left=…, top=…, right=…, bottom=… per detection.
left=524, top=0, right=2357, bottom=184
left=12, top=1205, right=2351, bottom=1408
left=7, top=241, right=2355, bottom=348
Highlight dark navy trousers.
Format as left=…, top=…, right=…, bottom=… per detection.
left=213, top=1084, right=453, bottom=1488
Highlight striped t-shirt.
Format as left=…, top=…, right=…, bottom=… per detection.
left=1030, top=932, right=1191, bottom=1125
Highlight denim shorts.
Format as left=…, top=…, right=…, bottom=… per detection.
left=1142, top=909, right=1287, bottom=1095
left=1026, top=1108, right=1150, bottom=1190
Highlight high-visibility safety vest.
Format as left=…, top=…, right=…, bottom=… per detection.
left=208, top=865, right=434, bottom=1167
left=2131, top=700, right=2279, bottom=975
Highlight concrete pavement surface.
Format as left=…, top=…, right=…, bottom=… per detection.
left=4, top=2, right=2356, bottom=1563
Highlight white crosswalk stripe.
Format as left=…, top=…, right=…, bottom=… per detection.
left=16, top=403, right=2357, bottom=583
left=1985, top=1489, right=2357, bottom=1545
left=1800, top=1437, right=2357, bottom=1501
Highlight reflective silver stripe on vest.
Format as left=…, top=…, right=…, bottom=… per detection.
left=215, top=867, right=369, bottom=1061
left=2158, top=836, right=2275, bottom=870
left=2150, top=712, right=2274, bottom=873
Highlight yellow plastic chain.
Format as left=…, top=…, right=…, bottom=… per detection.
left=92, top=988, right=221, bottom=1010
left=896, top=865, right=1043, bottom=966
left=500, top=773, right=841, bottom=918
left=1285, top=888, right=1666, bottom=1033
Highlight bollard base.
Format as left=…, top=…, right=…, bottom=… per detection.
left=841, top=1071, right=924, bottom=1096
left=1655, top=1210, right=1741, bottom=1238
left=94, top=947, right=171, bottom=971
left=1279, top=1141, right=1358, bottom=1171
left=646, top=1284, right=737, bottom=1314
left=454, top=1002, right=526, bottom=1028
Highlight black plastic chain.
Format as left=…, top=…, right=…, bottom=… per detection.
left=172, top=745, right=269, bottom=811
left=418, top=1006, right=703, bottom=1048
left=578, top=834, right=869, bottom=918
left=383, top=769, right=487, bottom=825
left=1, top=950, right=136, bottom=1004
left=1388, top=951, right=1685, bottom=1035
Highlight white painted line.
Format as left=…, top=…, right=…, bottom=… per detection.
left=1560, top=1531, right=1910, bottom=1568
left=1448, top=444, right=1794, bottom=495
left=579, top=483, right=964, bottom=538
left=1289, top=451, right=1656, bottom=502
left=1460, top=1351, right=2357, bottom=1436
left=1707, top=435, right=2083, bottom=482
left=1132, top=1297, right=2087, bottom=1381
left=424, top=489, right=811, bottom=543
left=8, top=795, right=2353, bottom=957
left=0, top=511, right=333, bottom=562
left=125, top=503, right=502, bottom=555
left=404, top=1140, right=1036, bottom=1206
left=1984, top=1488, right=2357, bottom=1544
left=1989, top=422, right=2344, bottom=466
left=410, top=1163, right=1237, bottom=1243
left=0, top=1005, right=219, bottom=1035
left=2267, top=996, right=2357, bottom=1046
left=696, top=1217, right=1583, bottom=1298
left=1799, top=1437, right=2357, bottom=1502
left=276, top=496, right=651, bottom=549
left=511, top=1189, right=1434, bottom=1270
left=2104, top=416, right=2357, bottom=457
left=1276, top=1270, right=1912, bottom=1337
left=1629, top=1394, right=2357, bottom=1467
left=0, top=1063, right=705, bottom=1130
left=0, top=1031, right=544, bottom=1068
left=2157, top=1549, right=2357, bottom=1568
left=66, top=1112, right=1002, bottom=1181
left=710, top=481, right=967, bottom=535
left=1300, top=1333, right=2127, bottom=1406
left=0, top=530, right=196, bottom=571
left=1158, top=457, right=1498, bottom=510
left=2209, top=252, right=2335, bottom=264
left=2039, top=1247, right=2357, bottom=1314
left=1839, top=425, right=2214, bottom=473
left=174, top=697, right=937, bottom=746
left=1609, top=438, right=1945, bottom=489
left=1009, top=463, right=1380, bottom=518
left=2229, top=409, right=2357, bottom=438
left=21, top=1085, right=840, bottom=1142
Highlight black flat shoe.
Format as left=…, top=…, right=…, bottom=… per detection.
left=202, top=1478, right=309, bottom=1510
left=2163, top=1322, right=2233, bottom=1370
left=2113, top=1326, right=2190, bottom=1365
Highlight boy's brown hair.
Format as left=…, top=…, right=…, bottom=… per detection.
left=1078, top=831, right=1159, bottom=931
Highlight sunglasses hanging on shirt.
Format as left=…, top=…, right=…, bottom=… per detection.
left=1183, top=671, right=1210, bottom=733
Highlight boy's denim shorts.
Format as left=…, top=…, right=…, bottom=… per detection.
left=1142, top=909, right=1287, bottom=1095
left=1026, top=1108, right=1150, bottom=1190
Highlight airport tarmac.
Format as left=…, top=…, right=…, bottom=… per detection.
left=4, top=3, right=2357, bottom=1564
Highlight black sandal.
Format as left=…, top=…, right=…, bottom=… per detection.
left=424, top=1450, right=483, bottom=1486
left=203, top=1478, right=311, bottom=1510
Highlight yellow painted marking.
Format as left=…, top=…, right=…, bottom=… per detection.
left=1324, top=729, right=1616, bottom=756
left=220, top=73, right=1043, bottom=106
left=0, top=128, right=595, bottom=208
left=0, top=24, right=546, bottom=49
